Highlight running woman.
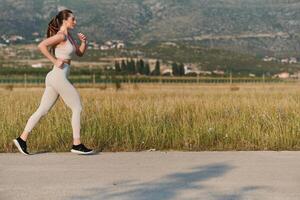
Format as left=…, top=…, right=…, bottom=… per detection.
left=13, top=9, right=94, bottom=155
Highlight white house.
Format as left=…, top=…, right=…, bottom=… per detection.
left=198, top=70, right=212, bottom=75
left=117, top=42, right=125, bottom=49
left=289, top=57, right=297, bottom=64
left=213, top=70, right=225, bottom=75
left=263, top=56, right=276, bottom=62
left=100, top=45, right=110, bottom=50
left=31, top=63, right=43, bottom=68
left=290, top=71, right=300, bottom=79
left=162, top=69, right=172, bottom=76
left=184, top=65, right=194, bottom=75
left=281, top=58, right=289, bottom=63
left=105, top=41, right=113, bottom=46
left=8, top=35, right=24, bottom=42
left=274, top=72, right=290, bottom=79
left=32, top=32, right=39, bottom=36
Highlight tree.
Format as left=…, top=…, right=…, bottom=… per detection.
left=153, top=60, right=161, bottom=76
left=121, top=60, right=127, bottom=72
left=126, top=59, right=130, bottom=73
left=129, top=58, right=136, bottom=74
left=172, top=62, right=179, bottom=76
left=137, top=59, right=145, bottom=74
left=135, top=59, right=140, bottom=74
left=179, top=63, right=185, bottom=76
left=115, top=61, right=121, bottom=73
left=144, top=61, right=150, bottom=75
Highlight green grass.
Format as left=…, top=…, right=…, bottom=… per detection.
left=1, top=83, right=300, bottom=152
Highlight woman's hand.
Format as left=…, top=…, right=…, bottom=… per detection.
left=68, top=33, right=87, bottom=57
left=77, top=32, right=87, bottom=43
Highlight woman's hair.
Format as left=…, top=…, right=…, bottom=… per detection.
left=47, top=9, right=73, bottom=54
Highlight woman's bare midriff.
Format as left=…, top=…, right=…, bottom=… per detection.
left=64, top=59, right=71, bottom=65
left=58, top=59, right=71, bottom=65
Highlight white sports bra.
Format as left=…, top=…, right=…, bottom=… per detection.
left=54, top=33, right=75, bottom=60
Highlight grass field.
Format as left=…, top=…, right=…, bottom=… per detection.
left=1, top=83, right=300, bottom=152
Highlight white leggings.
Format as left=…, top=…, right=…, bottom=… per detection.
left=23, top=63, right=82, bottom=139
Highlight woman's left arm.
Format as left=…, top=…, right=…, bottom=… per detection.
left=69, top=32, right=88, bottom=57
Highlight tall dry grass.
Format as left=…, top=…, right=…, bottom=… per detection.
left=1, top=83, right=300, bottom=152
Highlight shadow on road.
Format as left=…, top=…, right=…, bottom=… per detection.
left=70, top=162, right=266, bottom=200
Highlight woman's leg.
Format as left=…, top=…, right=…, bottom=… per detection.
left=51, top=76, right=83, bottom=144
left=21, top=86, right=59, bottom=141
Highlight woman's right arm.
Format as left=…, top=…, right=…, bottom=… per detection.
left=37, top=33, right=66, bottom=67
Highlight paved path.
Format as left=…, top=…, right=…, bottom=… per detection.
left=0, top=151, right=299, bottom=200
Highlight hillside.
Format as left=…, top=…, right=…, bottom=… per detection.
left=1, top=0, right=300, bottom=55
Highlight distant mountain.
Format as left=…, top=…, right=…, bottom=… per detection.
left=1, top=0, right=300, bottom=55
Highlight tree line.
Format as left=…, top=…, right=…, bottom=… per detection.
left=114, top=58, right=186, bottom=76
left=0, top=58, right=186, bottom=76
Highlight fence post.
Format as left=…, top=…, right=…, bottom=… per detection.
left=230, top=72, right=232, bottom=85
left=262, top=73, right=265, bottom=84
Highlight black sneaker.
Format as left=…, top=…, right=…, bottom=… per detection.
left=13, top=137, right=30, bottom=155
left=71, top=143, right=94, bottom=155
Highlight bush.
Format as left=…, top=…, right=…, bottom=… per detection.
left=4, top=84, right=14, bottom=91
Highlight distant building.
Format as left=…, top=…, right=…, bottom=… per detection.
left=184, top=65, right=194, bottom=75
left=289, top=57, right=297, bottom=64
left=32, top=32, right=39, bottom=36
left=31, top=63, right=43, bottom=68
left=183, top=64, right=211, bottom=75
left=105, top=65, right=115, bottom=70
left=1, top=34, right=24, bottom=43
left=263, top=56, right=276, bottom=62
left=8, top=35, right=24, bottom=42
left=162, top=42, right=177, bottom=47
left=101, top=40, right=125, bottom=50
left=162, top=69, right=172, bottom=76
left=88, top=41, right=99, bottom=50
left=273, top=72, right=290, bottom=79
left=281, top=58, right=289, bottom=63
left=116, top=42, right=125, bottom=49
left=1, top=34, right=8, bottom=41
left=128, top=50, right=144, bottom=56
left=213, top=70, right=225, bottom=75
left=198, top=70, right=212, bottom=75
left=100, top=45, right=110, bottom=50
left=105, top=41, right=113, bottom=46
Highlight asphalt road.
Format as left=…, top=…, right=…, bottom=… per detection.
left=0, top=151, right=299, bottom=200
